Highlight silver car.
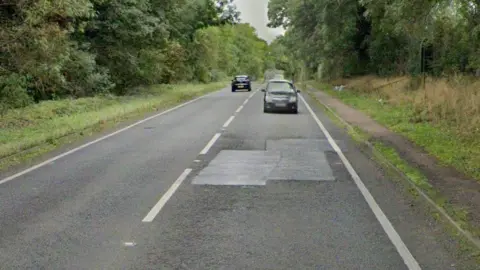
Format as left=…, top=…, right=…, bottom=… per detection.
left=261, top=79, right=300, bottom=114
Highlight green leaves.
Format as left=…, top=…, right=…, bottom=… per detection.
left=0, top=73, right=32, bottom=114
left=267, top=0, right=480, bottom=79
left=0, top=0, right=268, bottom=109
left=193, top=23, right=268, bottom=82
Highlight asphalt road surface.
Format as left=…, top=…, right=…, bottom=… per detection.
left=0, top=84, right=475, bottom=269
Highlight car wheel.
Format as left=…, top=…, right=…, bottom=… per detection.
left=263, top=106, right=269, bottom=113
left=292, top=108, right=298, bottom=114
left=231, top=88, right=236, bottom=92
left=248, top=87, right=251, bottom=91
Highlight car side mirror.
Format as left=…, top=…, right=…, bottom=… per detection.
left=296, top=89, right=301, bottom=93
left=261, top=89, right=265, bottom=92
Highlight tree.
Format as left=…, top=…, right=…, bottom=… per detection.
left=216, top=0, right=241, bottom=24
left=0, top=0, right=269, bottom=109
left=266, top=0, right=480, bottom=79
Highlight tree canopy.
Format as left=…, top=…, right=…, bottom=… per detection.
left=266, top=0, right=480, bottom=80
left=0, top=0, right=268, bottom=110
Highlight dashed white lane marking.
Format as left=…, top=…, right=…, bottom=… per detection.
left=0, top=90, right=220, bottom=186
left=300, top=95, right=421, bottom=270
left=142, top=90, right=256, bottom=222
left=199, top=133, right=222, bottom=155
left=236, top=105, right=243, bottom=113
left=143, top=89, right=259, bottom=222
left=123, top=242, right=137, bottom=247
left=142, top=168, right=192, bottom=222
left=222, top=116, right=235, bottom=128
left=201, top=91, right=256, bottom=154
left=194, top=159, right=201, bottom=163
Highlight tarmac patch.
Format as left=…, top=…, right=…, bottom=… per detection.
left=192, top=139, right=338, bottom=185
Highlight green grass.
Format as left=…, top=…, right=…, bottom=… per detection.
left=304, top=85, right=480, bottom=261
left=307, top=81, right=480, bottom=182
left=310, top=78, right=480, bottom=238
left=373, top=141, right=480, bottom=262
left=373, top=141, right=480, bottom=234
left=0, top=81, right=227, bottom=170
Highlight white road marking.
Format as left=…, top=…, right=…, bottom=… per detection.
left=142, top=168, right=192, bottom=222
left=0, top=90, right=220, bottom=186
left=235, top=105, right=243, bottom=113
left=142, top=87, right=249, bottom=221
left=199, top=91, right=254, bottom=155
left=222, top=116, right=235, bottom=128
left=199, top=133, right=221, bottom=155
left=194, top=159, right=201, bottom=163
left=300, top=95, right=421, bottom=270
left=123, top=242, right=137, bottom=247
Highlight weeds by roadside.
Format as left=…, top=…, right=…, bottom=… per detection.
left=302, top=85, right=480, bottom=263
left=307, top=77, right=480, bottom=182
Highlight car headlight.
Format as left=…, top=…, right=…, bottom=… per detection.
left=265, top=95, right=273, bottom=102
left=289, top=96, right=297, bottom=102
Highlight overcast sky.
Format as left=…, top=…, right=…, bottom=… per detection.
left=233, top=0, right=285, bottom=43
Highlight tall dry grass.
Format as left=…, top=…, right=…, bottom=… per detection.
left=334, top=75, right=480, bottom=137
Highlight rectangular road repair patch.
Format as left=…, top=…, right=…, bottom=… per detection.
left=192, top=144, right=336, bottom=186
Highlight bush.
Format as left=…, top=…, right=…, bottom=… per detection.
left=62, top=49, right=114, bottom=97
left=0, top=73, right=33, bottom=114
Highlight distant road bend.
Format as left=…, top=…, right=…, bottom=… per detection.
left=0, top=83, right=471, bottom=269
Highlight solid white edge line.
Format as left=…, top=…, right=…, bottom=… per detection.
left=199, top=133, right=221, bottom=155
left=235, top=105, right=243, bottom=113
left=299, top=95, right=422, bottom=270
left=222, top=116, right=235, bottom=128
left=0, top=89, right=221, bottom=186
left=142, top=168, right=192, bottom=222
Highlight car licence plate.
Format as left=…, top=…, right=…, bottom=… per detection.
left=238, top=85, right=244, bottom=88
left=275, top=103, right=286, bottom=107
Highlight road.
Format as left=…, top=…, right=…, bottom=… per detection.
left=0, top=84, right=474, bottom=269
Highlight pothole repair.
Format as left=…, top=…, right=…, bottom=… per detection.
left=192, top=139, right=338, bottom=186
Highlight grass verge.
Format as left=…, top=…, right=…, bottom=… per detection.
left=373, top=141, right=480, bottom=262
left=306, top=80, right=480, bottom=182
left=0, top=81, right=227, bottom=171
left=302, top=82, right=480, bottom=263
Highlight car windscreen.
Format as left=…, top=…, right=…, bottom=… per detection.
left=235, top=76, right=248, bottom=80
left=266, top=82, right=295, bottom=94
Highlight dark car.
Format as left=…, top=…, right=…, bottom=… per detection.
left=231, top=75, right=251, bottom=92
left=261, top=79, right=300, bottom=114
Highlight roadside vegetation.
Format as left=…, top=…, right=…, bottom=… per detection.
left=0, top=82, right=226, bottom=169
left=309, top=77, right=480, bottom=182
left=266, top=1, right=480, bottom=181
left=0, top=0, right=273, bottom=169
left=266, top=0, right=480, bottom=249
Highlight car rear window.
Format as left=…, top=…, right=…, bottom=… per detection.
left=267, top=82, right=294, bottom=93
